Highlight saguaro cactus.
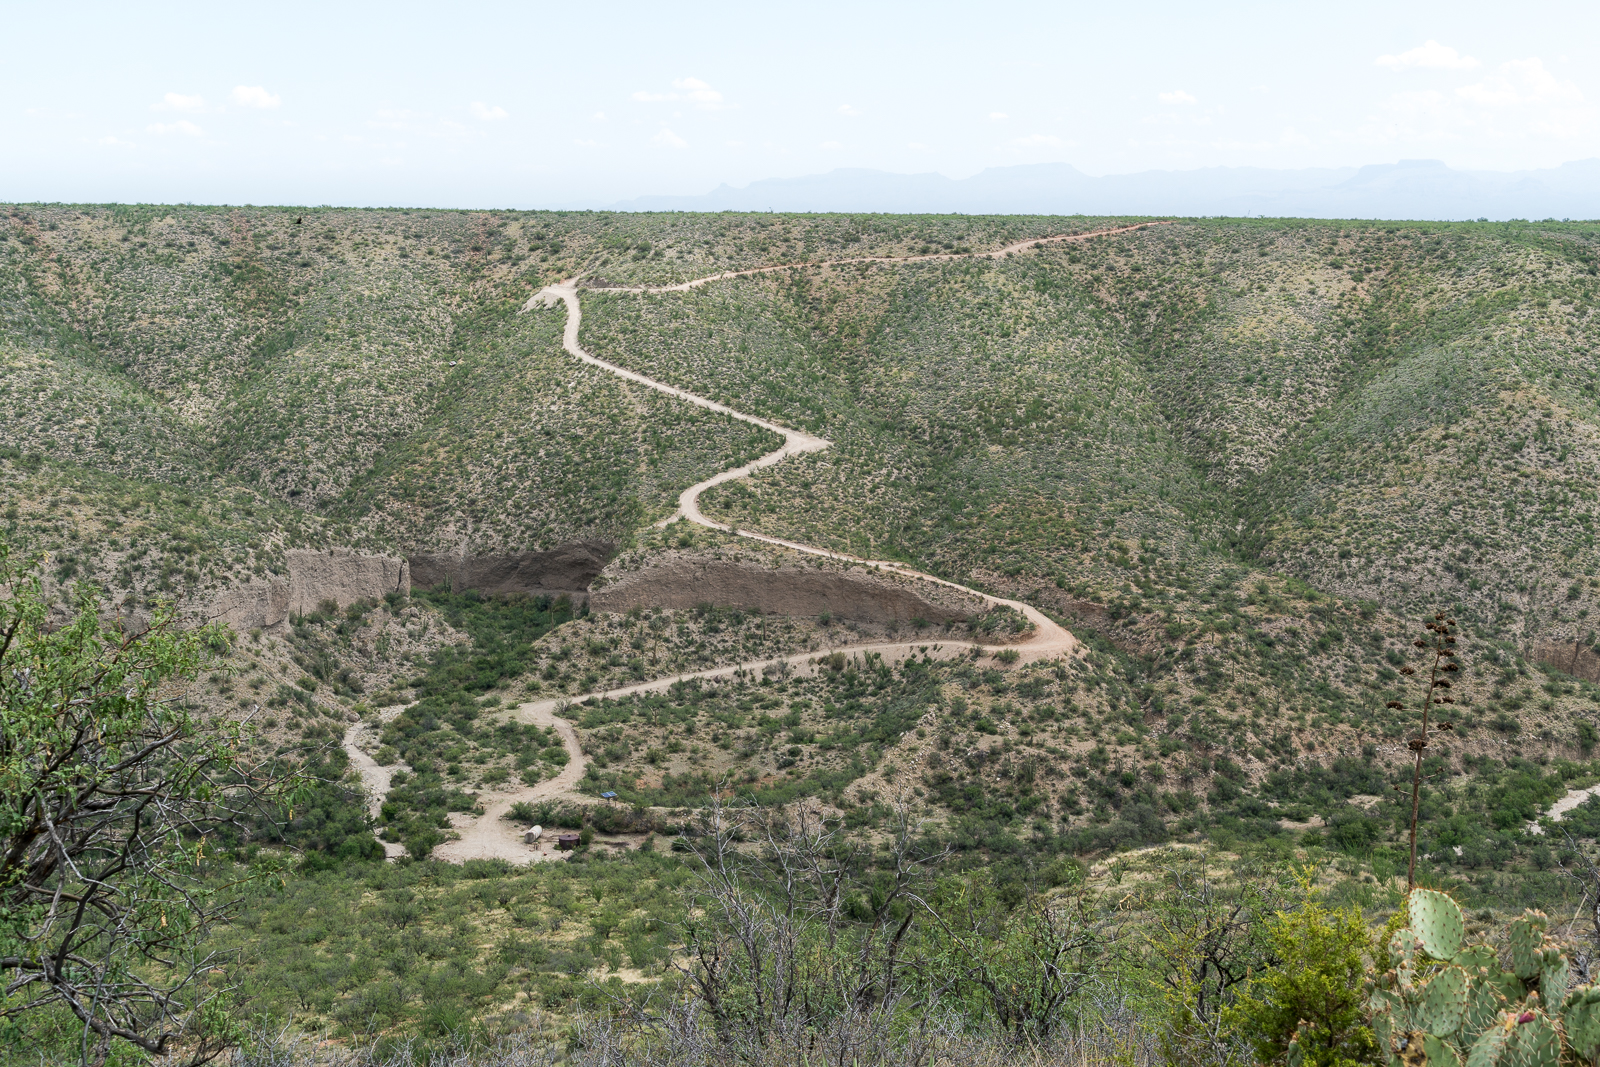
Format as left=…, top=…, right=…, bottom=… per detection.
left=1310, top=888, right=1600, bottom=1067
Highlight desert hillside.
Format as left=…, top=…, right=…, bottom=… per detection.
left=6, top=203, right=1600, bottom=1055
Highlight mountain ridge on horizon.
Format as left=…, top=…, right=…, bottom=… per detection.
left=608, top=157, right=1600, bottom=220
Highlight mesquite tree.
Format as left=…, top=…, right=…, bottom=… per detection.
left=671, top=793, right=946, bottom=1063
left=0, top=541, right=274, bottom=1066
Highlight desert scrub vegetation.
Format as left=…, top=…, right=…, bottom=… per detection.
left=9, top=207, right=1600, bottom=853
left=9, top=206, right=1598, bottom=652
left=504, top=590, right=1600, bottom=898
left=14, top=548, right=1600, bottom=1063
left=521, top=603, right=826, bottom=696
left=6, top=204, right=1600, bottom=1065
left=0, top=446, right=372, bottom=610
left=366, top=590, right=577, bottom=855
left=7, top=209, right=1600, bottom=821
left=579, top=218, right=1600, bottom=659
left=205, top=851, right=692, bottom=1047
left=328, top=299, right=782, bottom=551
left=195, top=816, right=1600, bottom=1066
left=580, top=258, right=1215, bottom=574
left=0, top=204, right=779, bottom=559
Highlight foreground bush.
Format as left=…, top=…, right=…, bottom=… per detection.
left=0, top=540, right=283, bottom=1065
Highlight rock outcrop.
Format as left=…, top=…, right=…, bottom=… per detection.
left=409, top=542, right=616, bottom=596
left=591, top=551, right=982, bottom=624
left=209, top=548, right=410, bottom=633
left=1533, top=637, right=1600, bottom=684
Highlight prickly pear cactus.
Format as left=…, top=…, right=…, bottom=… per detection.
left=1411, top=889, right=1465, bottom=960
left=1287, top=1019, right=1311, bottom=1067
left=1562, top=985, right=1600, bottom=1061
left=1502, top=1007, right=1560, bottom=1067
left=1367, top=891, right=1588, bottom=1067
left=1416, top=967, right=1467, bottom=1037
left=1538, top=944, right=1570, bottom=1008
left=1508, top=913, right=1546, bottom=982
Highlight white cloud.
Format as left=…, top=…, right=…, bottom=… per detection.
left=820, top=140, right=842, bottom=150
left=1012, top=133, right=1064, bottom=147
left=837, top=104, right=860, bottom=116
left=1457, top=57, right=1582, bottom=107
left=1158, top=90, right=1197, bottom=105
left=231, top=85, right=281, bottom=108
left=652, top=128, right=687, bottom=149
left=146, top=120, right=203, bottom=136
left=674, top=77, right=725, bottom=109
left=370, top=109, right=413, bottom=131
left=1376, top=40, right=1480, bottom=70
left=1366, top=54, right=1596, bottom=148
left=988, top=111, right=1009, bottom=121
left=592, top=111, right=607, bottom=121
left=361, top=108, right=501, bottom=141
left=633, top=77, right=728, bottom=110
left=155, top=92, right=206, bottom=112
left=469, top=101, right=509, bottom=120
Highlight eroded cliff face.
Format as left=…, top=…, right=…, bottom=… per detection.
left=1533, top=638, right=1600, bottom=684
left=590, top=550, right=982, bottom=625
left=408, top=542, right=615, bottom=596
left=209, top=549, right=410, bottom=632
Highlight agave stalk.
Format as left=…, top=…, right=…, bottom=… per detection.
left=1390, top=613, right=1461, bottom=889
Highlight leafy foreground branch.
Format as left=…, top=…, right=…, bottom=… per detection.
left=0, top=541, right=286, bottom=1066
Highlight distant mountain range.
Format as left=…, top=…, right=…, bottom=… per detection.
left=611, top=159, right=1600, bottom=220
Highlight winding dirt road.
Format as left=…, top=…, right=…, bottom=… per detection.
left=566, top=221, right=1163, bottom=294
left=356, top=224, right=1156, bottom=863
left=432, top=639, right=971, bottom=864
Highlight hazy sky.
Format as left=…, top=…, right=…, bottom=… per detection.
left=3, top=0, right=1597, bottom=208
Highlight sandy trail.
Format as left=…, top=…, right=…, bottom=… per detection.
left=361, top=225, right=1154, bottom=863
left=1528, top=783, right=1600, bottom=835
left=342, top=708, right=413, bottom=860
left=430, top=693, right=589, bottom=863
left=431, top=637, right=1006, bottom=865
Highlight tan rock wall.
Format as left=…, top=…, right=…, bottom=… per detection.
left=283, top=549, right=409, bottom=616
left=208, top=548, right=409, bottom=633
left=591, top=554, right=981, bottom=624
left=1533, top=638, right=1600, bottom=684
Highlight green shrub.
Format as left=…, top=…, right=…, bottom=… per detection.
left=1226, top=884, right=1377, bottom=1067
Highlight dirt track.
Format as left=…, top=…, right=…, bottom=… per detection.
left=430, top=638, right=1005, bottom=865
left=359, top=224, right=1156, bottom=863
left=554, top=221, right=1165, bottom=294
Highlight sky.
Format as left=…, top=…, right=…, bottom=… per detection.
left=3, top=0, right=1597, bottom=209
